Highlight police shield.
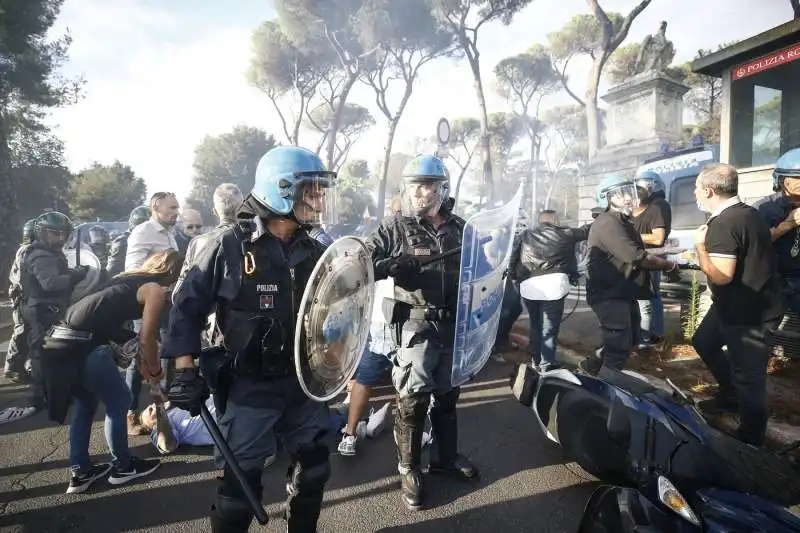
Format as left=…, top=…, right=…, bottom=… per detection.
left=451, top=186, right=523, bottom=387
left=63, top=245, right=104, bottom=304
left=294, top=236, right=375, bottom=402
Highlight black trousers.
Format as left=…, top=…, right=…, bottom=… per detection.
left=590, top=298, right=640, bottom=371
left=692, top=304, right=780, bottom=446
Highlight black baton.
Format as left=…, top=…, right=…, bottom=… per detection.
left=200, top=402, right=269, bottom=525
left=75, top=228, right=81, bottom=266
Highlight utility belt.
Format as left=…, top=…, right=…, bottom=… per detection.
left=381, top=298, right=454, bottom=324
left=48, top=325, right=92, bottom=341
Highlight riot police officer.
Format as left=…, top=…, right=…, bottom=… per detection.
left=22, top=212, right=88, bottom=410
left=107, top=206, right=150, bottom=277
left=88, top=225, right=110, bottom=270
left=4, top=219, right=37, bottom=382
left=162, top=146, right=335, bottom=533
left=365, top=154, right=478, bottom=512
left=582, top=174, right=678, bottom=375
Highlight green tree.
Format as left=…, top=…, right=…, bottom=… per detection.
left=495, top=44, right=558, bottom=216
left=276, top=0, right=382, bottom=168
left=374, top=152, right=414, bottom=211
left=336, top=158, right=375, bottom=225
left=542, top=104, right=590, bottom=168
left=487, top=112, right=526, bottom=204
left=246, top=20, right=331, bottom=146
left=305, top=103, right=375, bottom=169
left=358, top=0, right=454, bottom=216
left=0, top=0, right=83, bottom=278
left=69, top=162, right=147, bottom=221
left=449, top=117, right=482, bottom=208
left=13, top=165, right=71, bottom=220
left=548, top=1, right=654, bottom=158
left=430, top=0, right=535, bottom=205
left=186, top=125, right=278, bottom=220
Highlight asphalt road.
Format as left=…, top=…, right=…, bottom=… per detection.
left=0, top=361, right=598, bottom=533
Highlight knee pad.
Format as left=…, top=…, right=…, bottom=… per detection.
left=432, top=389, right=459, bottom=413
left=397, top=393, right=430, bottom=425
left=219, top=467, right=263, bottom=502
left=288, top=443, right=330, bottom=494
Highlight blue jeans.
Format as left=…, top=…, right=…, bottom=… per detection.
left=70, top=346, right=133, bottom=472
left=784, top=277, right=800, bottom=315
left=522, top=297, right=565, bottom=366
left=638, top=271, right=664, bottom=342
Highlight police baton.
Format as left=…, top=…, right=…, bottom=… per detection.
left=415, top=235, right=493, bottom=267
left=199, top=402, right=269, bottom=525
left=75, top=227, right=82, bottom=266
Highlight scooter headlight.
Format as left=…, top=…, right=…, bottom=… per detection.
left=658, top=475, right=701, bottom=526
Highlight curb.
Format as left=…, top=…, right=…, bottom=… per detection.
left=507, top=333, right=800, bottom=451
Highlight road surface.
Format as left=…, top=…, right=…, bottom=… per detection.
left=0, top=361, right=598, bottom=533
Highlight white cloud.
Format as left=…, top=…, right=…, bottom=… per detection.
left=45, top=0, right=794, bottom=204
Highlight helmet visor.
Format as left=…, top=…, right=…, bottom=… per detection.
left=292, top=172, right=338, bottom=227
left=606, top=183, right=640, bottom=214
left=401, top=177, right=447, bottom=217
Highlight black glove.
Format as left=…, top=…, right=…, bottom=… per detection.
left=387, top=255, right=421, bottom=277
left=70, top=265, right=89, bottom=284
left=167, top=367, right=209, bottom=416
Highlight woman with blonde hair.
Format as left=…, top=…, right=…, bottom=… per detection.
left=41, top=250, right=182, bottom=495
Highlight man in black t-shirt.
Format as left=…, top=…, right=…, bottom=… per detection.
left=632, top=171, right=672, bottom=348
left=692, top=163, right=784, bottom=446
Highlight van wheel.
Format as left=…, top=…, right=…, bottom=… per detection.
left=556, top=390, right=628, bottom=482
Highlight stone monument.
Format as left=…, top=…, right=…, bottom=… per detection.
left=577, top=21, right=690, bottom=223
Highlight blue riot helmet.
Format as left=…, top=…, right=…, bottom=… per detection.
left=401, top=154, right=449, bottom=217
left=251, top=146, right=338, bottom=226
left=634, top=170, right=666, bottom=203
left=128, top=205, right=151, bottom=229
left=773, top=148, right=800, bottom=192
left=596, top=173, right=639, bottom=217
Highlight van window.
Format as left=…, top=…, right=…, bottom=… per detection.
left=670, top=177, right=707, bottom=230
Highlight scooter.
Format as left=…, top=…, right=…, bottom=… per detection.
left=511, top=361, right=800, bottom=532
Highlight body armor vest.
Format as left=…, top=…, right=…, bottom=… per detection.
left=393, top=216, right=463, bottom=313
left=23, top=243, right=70, bottom=304
left=219, top=231, right=319, bottom=377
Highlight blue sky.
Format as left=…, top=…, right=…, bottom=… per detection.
left=46, top=0, right=795, bottom=201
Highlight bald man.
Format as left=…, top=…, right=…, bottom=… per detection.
left=181, top=209, right=204, bottom=239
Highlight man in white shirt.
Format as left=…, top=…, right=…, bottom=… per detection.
left=124, top=192, right=180, bottom=435
left=125, top=192, right=180, bottom=271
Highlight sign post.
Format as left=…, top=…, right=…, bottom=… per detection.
left=435, top=117, right=450, bottom=159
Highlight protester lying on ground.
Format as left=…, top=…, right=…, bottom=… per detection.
left=140, top=395, right=392, bottom=458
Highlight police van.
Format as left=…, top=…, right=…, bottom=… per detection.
left=636, top=145, right=720, bottom=298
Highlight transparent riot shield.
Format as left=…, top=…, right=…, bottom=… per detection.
left=63, top=246, right=104, bottom=304
left=294, top=236, right=375, bottom=401
left=451, top=187, right=523, bottom=387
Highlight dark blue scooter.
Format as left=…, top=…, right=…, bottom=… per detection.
left=511, top=362, right=800, bottom=532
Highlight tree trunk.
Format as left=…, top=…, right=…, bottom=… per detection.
left=377, top=83, right=414, bottom=217
left=325, top=71, right=359, bottom=169
left=378, top=118, right=399, bottom=217
left=452, top=150, right=475, bottom=209
left=586, top=58, right=605, bottom=159
left=527, top=133, right=537, bottom=217
left=0, top=111, right=18, bottom=284
left=466, top=50, right=494, bottom=206
left=292, top=92, right=305, bottom=145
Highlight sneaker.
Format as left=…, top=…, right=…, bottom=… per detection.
left=264, top=454, right=276, bottom=468
left=366, top=402, right=390, bottom=438
left=66, top=463, right=112, bottom=494
left=0, top=406, right=37, bottom=426
left=338, top=433, right=357, bottom=456
left=108, top=456, right=161, bottom=485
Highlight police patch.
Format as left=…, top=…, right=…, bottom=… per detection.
left=256, top=284, right=279, bottom=293
left=259, top=294, right=274, bottom=309
left=413, top=248, right=432, bottom=256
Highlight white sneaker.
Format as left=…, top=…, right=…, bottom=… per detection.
left=366, top=402, right=390, bottom=438
left=0, top=406, right=37, bottom=425
left=338, top=433, right=357, bottom=456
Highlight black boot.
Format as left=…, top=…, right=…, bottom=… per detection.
left=210, top=493, right=255, bottom=533
left=428, top=390, right=478, bottom=482
left=395, top=394, right=429, bottom=511
left=285, top=443, right=329, bottom=533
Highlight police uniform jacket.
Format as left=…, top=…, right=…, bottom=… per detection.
left=23, top=243, right=74, bottom=308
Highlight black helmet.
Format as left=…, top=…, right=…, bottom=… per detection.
left=35, top=211, right=73, bottom=249
left=88, top=225, right=109, bottom=245
left=128, top=205, right=150, bottom=229
left=22, top=218, right=36, bottom=245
